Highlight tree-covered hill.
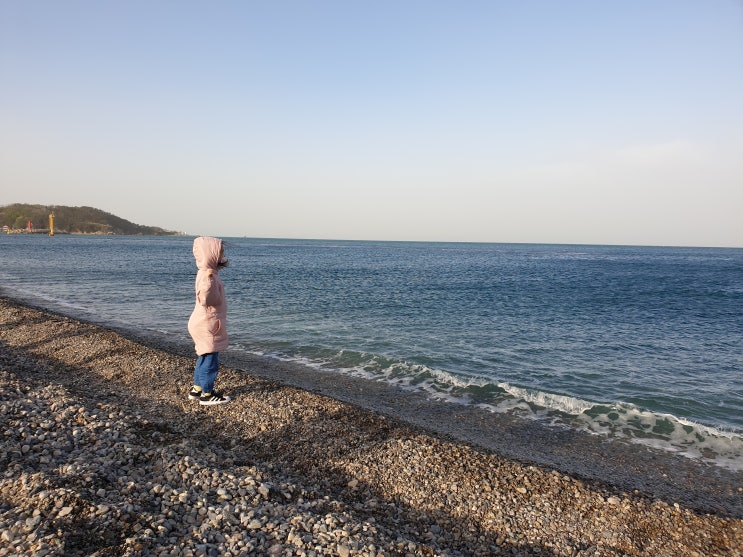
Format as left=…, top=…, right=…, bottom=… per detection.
left=0, top=204, right=182, bottom=235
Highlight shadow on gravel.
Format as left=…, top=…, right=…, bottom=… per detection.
left=0, top=338, right=564, bottom=557
left=4, top=296, right=743, bottom=520
left=1, top=299, right=741, bottom=557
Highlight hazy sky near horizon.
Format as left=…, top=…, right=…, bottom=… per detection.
left=2, top=1, right=742, bottom=246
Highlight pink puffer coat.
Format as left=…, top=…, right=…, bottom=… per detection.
left=187, top=237, right=228, bottom=355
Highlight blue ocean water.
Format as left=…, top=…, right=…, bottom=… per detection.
left=2, top=234, right=742, bottom=469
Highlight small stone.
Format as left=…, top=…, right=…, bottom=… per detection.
left=267, top=544, right=283, bottom=555
left=216, top=487, right=231, bottom=500
left=258, top=484, right=270, bottom=499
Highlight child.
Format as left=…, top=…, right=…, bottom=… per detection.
left=187, top=236, right=231, bottom=405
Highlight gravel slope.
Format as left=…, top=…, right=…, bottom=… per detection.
left=0, top=297, right=741, bottom=556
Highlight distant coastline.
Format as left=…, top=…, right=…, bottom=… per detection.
left=3, top=229, right=185, bottom=236
left=0, top=204, right=182, bottom=236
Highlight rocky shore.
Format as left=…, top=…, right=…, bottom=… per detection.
left=1, top=297, right=741, bottom=556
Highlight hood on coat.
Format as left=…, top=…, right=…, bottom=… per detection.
left=193, top=236, right=223, bottom=271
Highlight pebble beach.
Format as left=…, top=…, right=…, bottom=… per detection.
left=1, top=297, right=741, bottom=556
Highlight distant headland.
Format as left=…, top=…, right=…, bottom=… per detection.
left=0, top=204, right=183, bottom=236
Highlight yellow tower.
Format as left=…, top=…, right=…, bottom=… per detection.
left=49, top=212, right=55, bottom=236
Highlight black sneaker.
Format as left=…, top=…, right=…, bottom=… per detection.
left=188, top=387, right=202, bottom=400
left=199, top=392, right=231, bottom=406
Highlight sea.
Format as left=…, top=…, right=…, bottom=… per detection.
left=1, top=234, right=742, bottom=471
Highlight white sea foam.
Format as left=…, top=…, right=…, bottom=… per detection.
left=227, top=345, right=743, bottom=471
left=497, top=382, right=596, bottom=415
left=572, top=401, right=743, bottom=471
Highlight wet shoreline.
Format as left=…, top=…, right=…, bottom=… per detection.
left=99, top=305, right=743, bottom=519
left=1, top=296, right=741, bottom=555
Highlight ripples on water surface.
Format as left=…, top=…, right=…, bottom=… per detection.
left=2, top=235, right=741, bottom=469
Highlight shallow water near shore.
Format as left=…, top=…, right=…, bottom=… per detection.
left=1, top=234, right=741, bottom=470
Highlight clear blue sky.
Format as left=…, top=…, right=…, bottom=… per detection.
left=2, top=1, right=742, bottom=246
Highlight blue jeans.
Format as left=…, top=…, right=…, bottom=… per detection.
left=193, top=352, right=219, bottom=393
